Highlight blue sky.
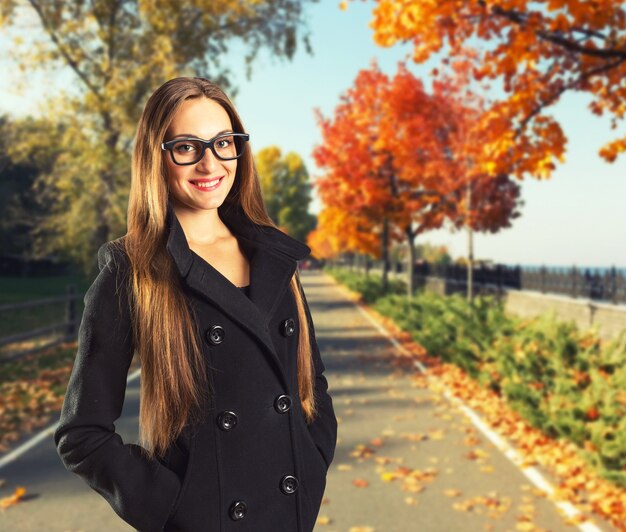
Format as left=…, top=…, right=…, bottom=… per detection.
left=1, top=1, right=625, bottom=268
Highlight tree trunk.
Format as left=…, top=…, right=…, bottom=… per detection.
left=405, top=226, right=416, bottom=300
left=92, top=112, right=118, bottom=274
left=381, top=217, right=389, bottom=293
left=94, top=194, right=111, bottom=250
left=466, top=182, right=474, bottom=305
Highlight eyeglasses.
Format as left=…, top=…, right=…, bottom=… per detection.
left=161, top=132, right=250, bottom=165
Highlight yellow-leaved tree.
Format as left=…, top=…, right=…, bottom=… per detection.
left=255, top=146, right=316, bottom=242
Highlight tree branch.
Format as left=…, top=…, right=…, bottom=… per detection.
left=27, top=0, right=103, bottom=100
left=107, top=0, right=123, bottom=84
left=516, top=57, right=625, bottom=135
left=479, top=1, right=626, bottom=59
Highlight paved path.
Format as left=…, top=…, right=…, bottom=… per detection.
left=304, top=270, right=612, bottom=532
left=0, top=269, right=616, bottom=531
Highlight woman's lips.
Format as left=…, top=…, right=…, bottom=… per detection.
left=189, top=176, right=224, bottom=191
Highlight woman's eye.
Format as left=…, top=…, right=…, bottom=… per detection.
left=175, top=143, right=196, bottom=152
left=216, top=139, right=231, bottom=148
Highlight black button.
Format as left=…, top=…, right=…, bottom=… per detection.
left=274, top=394, right=292, bottom=413
left=280, top=318, right=296, bottom=337
left=206, top=325, right=225, bottom=345
left=229, top=500, right=247, bottom=520
left=280, top=475, right=299, bottom=494
left=217, top=411, right=238, bottom=431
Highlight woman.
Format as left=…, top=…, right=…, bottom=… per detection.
left=53, top=77, right=338, bottom=532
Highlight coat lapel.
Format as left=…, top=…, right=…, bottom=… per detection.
left=164, top=199, right=311, bottom=388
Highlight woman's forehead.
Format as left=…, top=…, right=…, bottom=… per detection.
left=168, top=98, right=233, bottom=138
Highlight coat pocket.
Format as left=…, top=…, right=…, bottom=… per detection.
left=302, top=418, right=328, bottom=473
left=166, top=442, right=189, bottom=485
left=297, top=417, right=328, bottom=532
left=299, top=417, right=328, bottom=494
left=162, top=431, right=197, bottom=528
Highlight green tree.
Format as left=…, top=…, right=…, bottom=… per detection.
left=255, top=146, right=316, bottom=242
left=0, top=114, right=65, bottom=261
left=1, top=0, right=318, bottom=276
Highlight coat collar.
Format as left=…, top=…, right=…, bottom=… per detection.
left=165, top=199, right=311, bottom=279
left=165, top=199, right=311, bottom=390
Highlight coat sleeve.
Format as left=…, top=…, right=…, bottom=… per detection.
left=296, top=274, right=338, bottom=472
left=53, top=242, right=182, bottom=532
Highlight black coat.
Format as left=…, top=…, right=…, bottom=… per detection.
left=53, top=199, right=338, bottom=532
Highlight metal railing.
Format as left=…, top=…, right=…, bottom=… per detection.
left=338, top=257, right=626, bottom=305
left=0, top=285, right=81, bottom=363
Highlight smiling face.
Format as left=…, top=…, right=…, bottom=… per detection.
left=163, top=97, right=238, bottom=212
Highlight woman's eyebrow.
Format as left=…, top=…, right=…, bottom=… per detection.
left=171, top=129, right=233, bottom=139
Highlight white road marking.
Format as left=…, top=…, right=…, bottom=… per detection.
left=0, top=367, right=142, bottom=471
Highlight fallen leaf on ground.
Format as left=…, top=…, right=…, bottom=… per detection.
left=464, top=435, right=482, bottom=446
left=350, top=444, right=376, bottom=459
left=0, top=486, right=26, bottom=508
left=400, top=432, right=428, bottom=442
left=315, top=515, right=332, bottom=525
left=428, top=429, right=445, bottom=440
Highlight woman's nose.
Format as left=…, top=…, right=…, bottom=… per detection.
left=196, top=147, right=222, bottom=172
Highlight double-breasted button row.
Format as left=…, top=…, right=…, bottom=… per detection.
left=217, top=394, right=289, bottom=430
left=205, top=317, right=294, bottom=346
left=228, top=475, right=298, bottom=521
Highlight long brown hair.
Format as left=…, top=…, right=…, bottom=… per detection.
left=123, top=77, right=317, bottom=461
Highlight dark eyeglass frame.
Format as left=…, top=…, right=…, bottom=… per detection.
left=161, top=132, right=250, bottom=165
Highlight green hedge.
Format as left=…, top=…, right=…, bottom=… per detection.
left=324, top=266, right=626, bottom=487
